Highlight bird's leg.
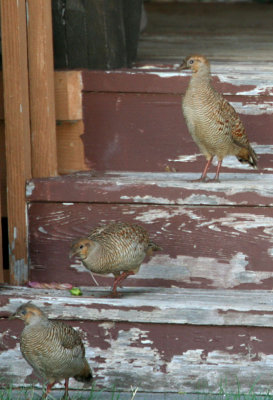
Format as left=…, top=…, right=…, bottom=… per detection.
left=61, top=378, right=70, bottom=400
left=111, top=271, right=135, bottom=297
left=211, top=159, right=222, bottom=182
left=41, top=382, right=56, bottom=399
left=191, top=157, right=213, bottom=182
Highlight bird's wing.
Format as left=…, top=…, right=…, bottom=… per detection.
left=217, top=95, right=250, bottom=149
left=53, top=321, right=85, bottom=356
left=88, top=224, right=113, bottom=239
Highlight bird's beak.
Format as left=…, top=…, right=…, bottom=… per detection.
left=9, top=312, right=18, bottom=320
left=69, top=249, right=77, bottom=259
left=178, top=60, right=188, bottom=71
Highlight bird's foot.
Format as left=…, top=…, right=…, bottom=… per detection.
left=189, top=176, right=210, bottom=183
left=110, top=290, right=122, bottom=298
left=206, top=177, right=220, bottom=183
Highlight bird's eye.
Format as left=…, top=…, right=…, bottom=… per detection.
left=21, top=310, right=26, bottom=315
left=189, top=60, right=194, bottom=64
left=79, top=244, right=84, bottom=249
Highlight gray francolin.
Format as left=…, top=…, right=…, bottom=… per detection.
left=180, top=55, right=257, bottom=181
left=10, top=302, right=92, bottom=399
left=70, top=222, right=161, bottom=297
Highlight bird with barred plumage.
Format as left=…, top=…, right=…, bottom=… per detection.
left=179, top=54, right=257, bottom=181
left=10, top=302, right=92, bottom=399
left=69, top=222, right=162, bottom=297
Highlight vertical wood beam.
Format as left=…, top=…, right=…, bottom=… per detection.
left=27, top=0, right=58, bottom=177
left=0, top=192, right=3, bottom=283
left=0, top=0, right=31, bottom=284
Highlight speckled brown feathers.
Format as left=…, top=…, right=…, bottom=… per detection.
left=10, top=302, right=92, bottom=399
left=180, top=54, right=257, bottom=181
left=70, top=222, right=161, bottom=297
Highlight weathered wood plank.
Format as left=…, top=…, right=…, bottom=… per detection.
left=82, top=67, right=273, bottom=96
left=27, top=202, right=273, bottom=289
left=27, top=0, right=57, bottom=178
left=26, top=172, right=273, bottom=206
left=1, top=290, right=273, bottom=393
left=0, top=0, right=31, bottom=284
left=2, top=286, right=273, bottom=327
left=81, top=91, right=272, bottom=173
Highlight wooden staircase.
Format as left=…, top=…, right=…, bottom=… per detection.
left=1, top=65, right=273, bottom=395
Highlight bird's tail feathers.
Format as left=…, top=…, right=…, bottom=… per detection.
left=74, top=360, right=93, bottom=384
left=237, top=146, right=258, bottom=169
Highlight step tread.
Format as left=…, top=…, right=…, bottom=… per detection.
left=2, top=286, right=273, bottom=327
left=26, top=171, right=273, bottom=206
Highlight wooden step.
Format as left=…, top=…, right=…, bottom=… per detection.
left=26, top=171, right=273, bottom=290
left=2, top=285, right=273, bottom=393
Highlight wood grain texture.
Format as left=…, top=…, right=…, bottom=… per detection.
left=2, top=287, right=273, bottom=392
left=0, top=190, right=3, bottom=283
left=0, top=71, right=83, bottom=122
left=1, top=0, right=31, bottom=284
left=0, top=121, right=6, bottom=217
left=27, top=201, right=273, bottom=290
left=56, top=121, right=88, bottom=174
left=2, top=286, right=273, bottom=327
left=54, top=71, right=83, bottom=121
left=26, top=171, right=273, bottom=206
left=27, top=0, right=57, bottom=178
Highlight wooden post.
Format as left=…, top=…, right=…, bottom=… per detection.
left=0, top=191, right=3, bottom=284
left=0, top=0, right=31, bottom=284
left=27, top=0, right=58, bottom=177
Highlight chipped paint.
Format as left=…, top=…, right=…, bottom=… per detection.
left=0, top=343, right=33, bottom=384
left=26, top=181, right=35, bottom=197
left=135, top=208, right=202, bottom=223
left=138, top=252, right=273, bottom=288
left=198, top=213, right=273, bottom=235
left=38, top=226, right=47, bottom=234
left=230, top=101, right=273, bottom=115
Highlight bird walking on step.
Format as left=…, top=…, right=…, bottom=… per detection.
left=70, top=222, right=162, bottom=297
left=10, top=302, right=92, bottom=399
left=179, top=55, right=257, bottom=181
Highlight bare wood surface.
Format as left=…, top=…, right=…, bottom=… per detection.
left=56, top=121, right=89, bottom=174
left=55, top=71, right=83, bottom=121
left=0, top=121, right=6, bottom=217
left=0, top=189, right=3, bottom=283
left=1, top=0, right=31, bottom=284
left=27, top=0, right=57, bottom=178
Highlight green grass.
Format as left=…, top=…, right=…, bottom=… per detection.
left=1, top=381, right=273, bottom=400
left=0, top=383, right=137, bottom=400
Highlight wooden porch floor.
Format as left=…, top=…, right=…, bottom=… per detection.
left=138, top=2, right=273, bottom=64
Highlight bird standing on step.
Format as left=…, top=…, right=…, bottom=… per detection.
left=10, top=302, right=92, bottom=399
left=179, top=55, right=257, bottom=181
left=70, top=222, right=161, bottom=297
